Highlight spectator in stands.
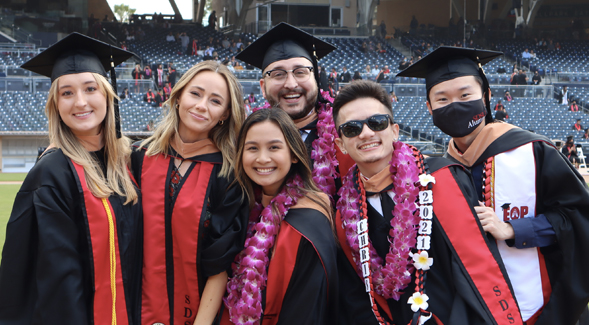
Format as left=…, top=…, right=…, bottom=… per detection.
left=208, top=10, right=217, bottom=29
left=584, top=128, right=589, bottom=140
left=371, top=65, right=380, bottom=78
left=319, top=65, right=329, bottom=92
left=571, top=100, right=579, bottom=112
left=234, top=62, right=244, bottom=70
left=504, top=90, right=513, bottom=102
left=143, top=65, right=152, bottom=79
left=365, top=65, right=371, bottom=77
left=222, top=37, right=230, bottom=49
left=340, top=66, right=351, bottom=83
left=156, top=64, right=165, bottom=89
left=204, top=46, right=214, bottom=58
left=399, top=57, right=409, bottom=70
left=573, top=119, right=583, bottom=131
left=376, top=67, right=386, bottom=83
left=361, top=42, right=368, bottom=53
left=562, top=136, right=580, bottom=168
left=560, top=86, right=569, bottom=105
left=495, top=100, right=504, bottom=111
left=145, top=120, right=155, bottom=131
left=167, top=62, right=177, bottom=87
left=166, top=31, right=175, bottom=42
left=224, top=59, right=235, bottom=73
left=248, top=92, right=256, bottom=103
left=511, top=69, right=519, bottom=85
left=230, top=41, right=238, bottom=53
left=329, top=67, right=339, bottom=90
left=547, top=39, right=555, bottom=51
left=376, top=42, right=386, bottom=54
left=132, top=64, right=143, bottom=91
left=197, top=45, right=205, bottom=57
left=495, top=106, right=508, bottom=121
left=163, top=82, right=172, bottom=101
left=379, top=20, right=387, bottom=39
left=121, top=87, right=131, bottom=100
left=516, top=70, right=528, bottom=85
left=236, top=38, right=243, bottom=49
left=180, top=32, right=190, bottom=53
left=531, top=71, right=542, bottom=85
left=244, top=98, right=252, bottom=116
left=522, top=48, right=532, bottom=59
left=390, top=91, right=398, bottom=103
left=383, top=65, right=390, bottom=74
left=410, top=15, right=418, bottom=33
left=155, top=90, right=165, bottom=107
left=144, top=88, right=157, bottom=105
left=529, top=50, right=537, bottom=59
left=368, top=41, right=375, bottom=52
left=353, top=71, right=362, bottom=81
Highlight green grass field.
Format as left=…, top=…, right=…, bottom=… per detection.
left=0, top=173, right=26, bottom=182
left=0, top=184, right=21, bottom=263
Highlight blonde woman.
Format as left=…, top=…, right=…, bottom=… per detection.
left=132, top=61, right=248, bottom=325
left=0, top=33, right=142, bottom=324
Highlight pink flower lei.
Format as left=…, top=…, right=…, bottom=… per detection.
left=336, top=141, right=422, bottom=300
left=224, top=175, right=305, bottom=325
left=253, top=91, right=339, bottom=197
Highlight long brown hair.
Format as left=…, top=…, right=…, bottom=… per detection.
left=234, top=108, right=332, bottom=219
left=46, top=73, right=138, bottom=204
left=141, top=61, right=245, bottom=178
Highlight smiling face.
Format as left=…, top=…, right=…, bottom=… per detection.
left=177, top=70, right=230, bottom=142
left=335, top=97, right=399, bottom=178
left=56, top=72, right=107, bottom=137
left=260, top=57, right=318, bottom=120
left=242, top=120, right=298, bottom=196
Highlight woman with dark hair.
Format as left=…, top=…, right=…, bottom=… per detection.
left=352, top=71, right=362, bottom=81
left=132, top=60, right=249, bottom=324
left=563, top=136, right=580, bottom=168
left=223, top=108, right=338, bottom=325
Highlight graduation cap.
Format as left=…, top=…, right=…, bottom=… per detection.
left=21, top=32, right=136, bottom=137
left=397, top=46, right=503, bottom=124
left=236, top=22, right=336, bottom=72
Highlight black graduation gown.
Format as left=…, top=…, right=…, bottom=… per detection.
left=261, top=208, right=338, bottom=325
left=131, top=144, right=249, bottom=325
left=0, top=148, right=142, bottom=324
left=447, top=127, right=589, bottom=325
left=337, top=160, right=517, bottom=325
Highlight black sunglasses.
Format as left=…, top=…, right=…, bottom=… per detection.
left=338, top=114, right=392, bottom=138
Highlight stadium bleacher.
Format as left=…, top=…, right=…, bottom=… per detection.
left=1, top=24, right=588, bottom=153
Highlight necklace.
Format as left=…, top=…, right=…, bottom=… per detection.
left=337, top=142, right=436, bottom=324
left=255, top=91, right=339, bottom=197
left=224, top=175, right=305, bottom=325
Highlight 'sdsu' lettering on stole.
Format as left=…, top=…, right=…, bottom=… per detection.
left=493, top=285, right=516, bottom=324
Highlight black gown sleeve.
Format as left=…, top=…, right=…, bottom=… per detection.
left=200, top=170, right=249, bottom=277
left=533, top=141, right=589, bottom=325
left=0, top=150, right=89, bottom=324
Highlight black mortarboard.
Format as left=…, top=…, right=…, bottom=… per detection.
left=396, top=46, right=502, bottom=91
left=236, top=22, right=336, bottom=71
left=21, top=32, right=136, bottom=138
left=21, top=32, right=135, bottom=82
left=397, top=46, right=502, bottom=124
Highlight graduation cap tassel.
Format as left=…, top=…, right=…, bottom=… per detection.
left=109, top=45, right=122, bottom=139
left=475, top=52, right=494, bottom=125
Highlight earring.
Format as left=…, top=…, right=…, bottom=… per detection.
left=341, top=150, right=347, bottom=155
left=175, top=103, right=179, bottom=110
left=218, top=120, right=224, bottom=126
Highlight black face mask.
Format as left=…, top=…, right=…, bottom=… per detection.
left=432, top=99, right=487, bottom=138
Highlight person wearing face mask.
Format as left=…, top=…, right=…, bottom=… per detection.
left=398, top=47, right=589, bottom=325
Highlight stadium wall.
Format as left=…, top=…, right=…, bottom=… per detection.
left=1, top=136, right=48, bottom=173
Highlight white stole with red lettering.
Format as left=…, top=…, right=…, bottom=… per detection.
left=492, top=142, right=545, bottom=321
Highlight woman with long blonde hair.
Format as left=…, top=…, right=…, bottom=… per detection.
left=132, top=60, right=249, bottom=325
left=0, top=33, right=142, bottom=324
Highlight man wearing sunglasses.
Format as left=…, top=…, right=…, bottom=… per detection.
left=398, top=47, right=589, bottom=325
left=332, top=80, right=521, bottom=325
left=236, top=22, right=353, bottom=198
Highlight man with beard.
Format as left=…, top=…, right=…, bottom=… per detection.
left=236, top=22, right=353, bottom=197
left=397, top=46, right=589, bottom=325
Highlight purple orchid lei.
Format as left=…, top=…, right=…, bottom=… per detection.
left=224, top=175, right=305, bottom=325
left=337, top=141, right=421, bottom=300
left=252, top=91, right=339, bottom=197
